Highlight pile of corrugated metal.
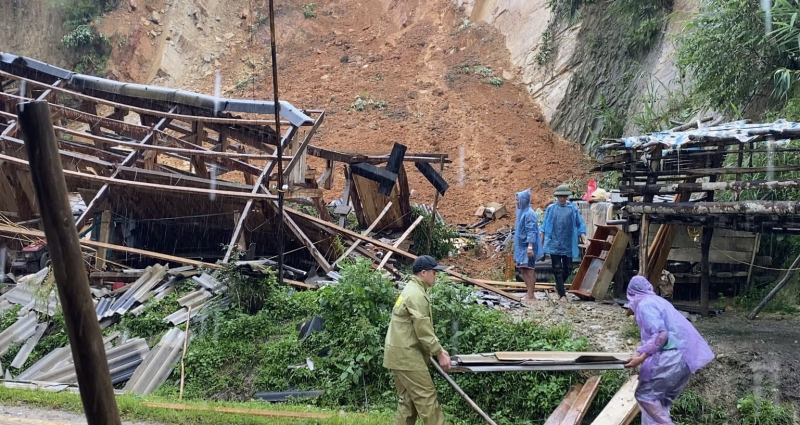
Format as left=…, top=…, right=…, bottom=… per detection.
left=0, top=263, right=229, bottom=394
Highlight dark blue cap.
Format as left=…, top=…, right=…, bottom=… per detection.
left=413, top=255, right=447, bottom=273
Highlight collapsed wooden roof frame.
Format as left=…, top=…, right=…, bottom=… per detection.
left=0, top=55, right=329, bottom=271
left=598, top=118, right=800, bottom=314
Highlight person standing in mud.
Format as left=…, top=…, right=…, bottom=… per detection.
left=513, top=189, right=542, bottom=302
left=541, top=184, right=587, bottom=301
left=624, top=276, right=714, bottom=425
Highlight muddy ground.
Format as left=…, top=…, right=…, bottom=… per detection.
left=0, top=404, right=157, bottom=425
left=519, top=293, right=800, bottom=420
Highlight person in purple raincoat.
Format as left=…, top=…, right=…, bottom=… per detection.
left=624, top=276, right=715, bottom=425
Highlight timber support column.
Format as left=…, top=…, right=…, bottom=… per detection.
left=700, top=218, right=714, bottom=317
left=16, top=100, right=122, bottom=425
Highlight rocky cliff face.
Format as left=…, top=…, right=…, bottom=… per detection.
left=0, top=0, right=69, bottom=67
left=457, top=0, right=697, bottom=145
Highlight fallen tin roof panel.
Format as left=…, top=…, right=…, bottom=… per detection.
left=33, top=338, right=149, bottom=384
left=0, top=313, right=38, bottom=356
left=124, top=328, right=185, bottom=394
left=10, top=323, right=47, bottom=369
left=192, top=273, right=225, bottom=293
left=164, top=303, right=207, bottom=326
left=177, top=289, right=212, bottom=308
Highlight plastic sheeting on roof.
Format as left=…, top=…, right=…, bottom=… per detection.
left=0, top=52, right=313, bottom=127
left=620, top=120, right=800, bottom=149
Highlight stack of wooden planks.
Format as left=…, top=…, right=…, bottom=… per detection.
left=545, top=375, right=640, bottom=425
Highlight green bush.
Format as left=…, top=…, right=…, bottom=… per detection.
left=177, top=259, right=593, bottom=423
left=302, top=3, right=317, bottom=19
left=737, top=394, right=794, bottom=425
left=672, top=390, right=729, bottom=425
left=410, top=206, right=458, bottom=260
left=57, top=0, right=117, bottom=75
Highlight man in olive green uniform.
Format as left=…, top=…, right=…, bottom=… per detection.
left=384, top=255, right=451, bottom=425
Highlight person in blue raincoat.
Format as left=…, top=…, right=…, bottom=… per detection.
left=541, top=184, right=587, bottom=301
left=514, top=189, right=542, bottom=302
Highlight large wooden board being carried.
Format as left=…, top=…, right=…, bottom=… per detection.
left=647, top=224, right=761, bottom=264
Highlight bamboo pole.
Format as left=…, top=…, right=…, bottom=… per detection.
left=16, top=100, right=122, bottom=425
left=748, top=251, right=800, bottom=319
left=626, top=201, right=800, bottom=215
left=430, top=357, right=497, bottom=425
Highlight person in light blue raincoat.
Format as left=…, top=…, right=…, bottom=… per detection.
left=514, top=189, right=543, bottom=302
left=541, top=184, right=587, bottom=301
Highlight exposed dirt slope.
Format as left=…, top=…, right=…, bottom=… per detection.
left=103, top=0, right=592, bottom=225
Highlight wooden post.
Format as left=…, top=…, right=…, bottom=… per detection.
left=748, top=251, right=800, bottom=319
left=377, top=215, right=425, bottom=270
left=332, top=202, right=393, bottom=267
left=745, top=233, right=762, bottom=289
left=426, top=158, right=445, bottom=254
left=639, top=215, right=649, bottom=277
left=95, top=210, right=111, bottom=271
left=16, top=100, right=122, bottom=425
left=430, top=357, right=497, bottom=425
left=339, top=166, right=353, bottom=228
left=700, top=219, right=714, bottom=317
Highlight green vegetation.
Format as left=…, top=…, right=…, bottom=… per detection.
left=57, top=0, right=118, bottom=75
left=0, top=387, right=393, bottom=425
left=610, top=0, right=671, bottom=53
left=410, top=206, right=458, bottom=260
left=535, top=30, right=555, bottom=66
left=349, top=93, right=387, bottom=111
left=737, top=393, right=795, bottom=425
left=302, top=3, right=318, bottom=19
left=672, top=391, right=729, bottom=425
left=157, top=259, right=593, bottom=423
left=621, top=322, right=640, bottom=340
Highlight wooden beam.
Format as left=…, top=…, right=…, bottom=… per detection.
left=626, top=201, right=800, bottom=216
left=0, top=79, right=63, bottom=139
left=283, top=111, right=323, bottom=178
left=15, top=100, right=122, bottom=425
left=589, top=375, right=640, bottom=425
left=333, top=201, right=393, bottom=266
left=75, top=108, right=175, bottom=230
left=377, top=215, right=424, bottom=270
left=284, top=207, right=521, bottom=301
left=0, top=152, right=281, bottom=201
left=95, top=210, right=112, bottom=271
left=544, top=384, right=583, bottom=425
left=561, top=375, right=602, bottom=425
left=140, top=402, right=331, bottom=420
left=221, top=128, right=296, bottom=263
left=620, top=179, right=800, bottom=196
left=0, top=224, right=217, bottom=268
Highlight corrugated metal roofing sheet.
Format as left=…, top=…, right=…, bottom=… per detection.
left=124, top=328, right=185, bottom=394
left=177, top=289, right=212, bottom=308
left=10, top=323, right=47, bottom=369
left=192, top=273, right=226, bottom=293
left=32, top=338, right=149, bottom=384
left=0, top=313, right=38, bottom=356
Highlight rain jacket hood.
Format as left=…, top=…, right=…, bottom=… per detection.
left=514, top=189, right=542, bottom=265
left=627, top=276, right=714, bottom=379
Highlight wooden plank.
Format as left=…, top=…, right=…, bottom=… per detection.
left=95, top=210, right=111, bottom=271
left=561, top=375, right=602, bottom=425
left=352, top=173, right=404, bottom=230
left=0, top=153, right=280, bottom=202
left=75, top=109, right=174, bottom=230
left=590, top=375, right=639, bottom=425
left=284, top=207, right=521, bottom=301
left=221, top=128, right=294, bottom=263
left=543, top=384, right=583, bottom=425
left=377, top=215, right=425, bottom=270
left=140, top=402, right=331, bottom=419
left=333, top=201, right=393, bottom=266
left=0, top=224, right=217, bottom=268
left=283, top=111, right=323, bottom=178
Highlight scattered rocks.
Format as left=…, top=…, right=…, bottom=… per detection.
left=128, top=0, right=137, bottom=12
left=150, top=11, right=160, bottom=24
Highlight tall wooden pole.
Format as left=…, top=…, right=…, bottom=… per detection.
left=268, top=0, right=285, bottom=286
left=17, top=100, right=122, bottom=425
left=426, top=158, right=445, bottom=254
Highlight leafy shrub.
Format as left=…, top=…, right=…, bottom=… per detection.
left=737, top=394, right=794, bottom=425
left=0, top=305, right=23, bottom=332
left=120, top=293, right=181, bottom=342
left=302, top=3, right=317, bottom=19
left=410, top=206, right=458, bottom=260
left=672, top=390, right=729, bottom=425
left=486, top=76, right=504, bottom=87
left=535, top=30, right=555, bottom=65
left=57, top=0, right=116, bottom=75
left=675, top=0, right=781, bottom=113
left=177, top=259, right=592, bottom=423
left=349, top=93, right=388, bottom=111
